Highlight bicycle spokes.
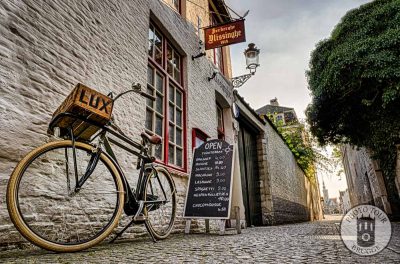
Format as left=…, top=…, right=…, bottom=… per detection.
left=12, top=143, right=122, bottom=246
left=144, top=168, right=176, bottom=239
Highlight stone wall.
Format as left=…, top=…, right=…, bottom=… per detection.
left=262, top=121, right=321, bottom=224
left=256, top=133, right=274, bottom=225
left=0, top=0, right=235, bottom=247
left=234, top=93, right=322, bottom=225
left=341, top=145, right=392, bottom=214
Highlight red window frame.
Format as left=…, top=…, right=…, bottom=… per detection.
left=173, top=0, right=181, bottom=13
left=217, top=103, right=225, bottom=140
left=210, top=12, right=225, bottom=75
left=147, top=22, right=187, bottom=172
left=192, top=128, right=210, bottom=150
left=213, top=47, right=224, bottom=75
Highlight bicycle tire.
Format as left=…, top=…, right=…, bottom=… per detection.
left=144, top=166, right=176, bottom=240
left=7, top=140, right=125, bottom=252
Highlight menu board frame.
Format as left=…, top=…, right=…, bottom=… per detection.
left=183, top=139, right=235, bottom=219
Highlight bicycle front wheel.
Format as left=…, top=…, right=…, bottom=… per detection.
left=144, top=166, right=176, bottom=240
left=7, top=140, right=124, bottom=252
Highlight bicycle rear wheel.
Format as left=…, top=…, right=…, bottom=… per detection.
left=7, top=140, right=124, bottom=252
left=144, top=166, right=176, bottom=240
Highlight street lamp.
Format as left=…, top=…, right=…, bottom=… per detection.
left=231, top=43, right=260, bottom=88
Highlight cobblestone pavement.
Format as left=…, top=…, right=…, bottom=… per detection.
left=0, top=215, right=399, bottom=263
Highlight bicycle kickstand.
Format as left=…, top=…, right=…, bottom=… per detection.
left=109, top=218, right=135, bottom=243
left=135, top=200, right=157, bottom=243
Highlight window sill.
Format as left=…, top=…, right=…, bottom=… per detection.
left=154, top=160, right=188, bottom=177
left=166, top=166, right=189, bottom=178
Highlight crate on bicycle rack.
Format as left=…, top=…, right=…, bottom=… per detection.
left=51, top=83, right=113, bottom=140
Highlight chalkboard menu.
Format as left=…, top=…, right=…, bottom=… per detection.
left=184, top=139, right=234, bottom=219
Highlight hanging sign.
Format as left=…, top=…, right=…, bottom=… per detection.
left=183, top=139, right=234, bottom=219
left=204, top=19, right=246, bottom=50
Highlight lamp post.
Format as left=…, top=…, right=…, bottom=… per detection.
left=231, top=43, right=260, bottom=88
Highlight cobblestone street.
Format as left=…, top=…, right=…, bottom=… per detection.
left=0, top=216, right=399, bottom=263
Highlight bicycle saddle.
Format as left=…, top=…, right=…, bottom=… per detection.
left=141, top=132, right=162, bottom=145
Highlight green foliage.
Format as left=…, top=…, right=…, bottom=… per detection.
left=266, top=114, right=318, bottom=184
left=331, top=147, right=344, bottom=177
left=306, top=0, right=400, bottom=207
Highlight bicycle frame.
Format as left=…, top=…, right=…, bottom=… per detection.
left=48, top=112, right=157, bottom=216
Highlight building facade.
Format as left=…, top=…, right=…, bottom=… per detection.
left=0, top=0, right=239, bottom=245
left=0, top=0, right=323, bottom=248
left=341, top=145, right=392, bottom=215
left=256, top=98, right=298, bottom=126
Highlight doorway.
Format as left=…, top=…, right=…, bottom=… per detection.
left=238, top=120, right=263, bottom=226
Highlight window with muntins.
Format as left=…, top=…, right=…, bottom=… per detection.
left=146, top=22, right=186, bottom=170
left=214, top=47, right=224, bottom=74
left=217, top=104, right=225, bottom=140
left=192, top=128, right=209, bottom=150
left=210, top=14, right=224, bottom=74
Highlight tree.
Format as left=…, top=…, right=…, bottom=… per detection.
left=306, top=0, right=400, bottom=215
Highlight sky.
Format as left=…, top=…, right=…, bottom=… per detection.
left=226, top=0, right=371, bottom=198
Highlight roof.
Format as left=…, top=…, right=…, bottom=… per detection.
left=210, top=0, right=231, bottom=23
left=256, top=104, right=294, bottom=115
left=234, top=92, right=310, bottom=178
left=233, top=90, right=266, bottom=125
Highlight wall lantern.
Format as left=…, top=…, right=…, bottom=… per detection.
left=232, top=43, right=260, bottom=88
left=245, top=43, right=260, bottom=73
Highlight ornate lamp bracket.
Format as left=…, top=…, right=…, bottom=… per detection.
left=231, top=73, right=253, bottom=88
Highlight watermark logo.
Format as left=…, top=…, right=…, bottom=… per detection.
left=340, top=205, right=391, bottom=256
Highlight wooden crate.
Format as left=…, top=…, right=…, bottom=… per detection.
left=51, top=83, right=113, bottom=140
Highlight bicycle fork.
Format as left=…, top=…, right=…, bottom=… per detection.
left=65, top=128, right=102, bottom=195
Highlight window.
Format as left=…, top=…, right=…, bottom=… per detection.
left=146, top=65, right=165, bottom=159
left=148, top=24, right=163, bottom=66
left=168, top=83, right=184, bottom=167
left=213, top=47, right=224, bottom=74
left=167, top=44, right=181, bottom=84
left=210, top=14, right=224, bottom=74
left=192, top=128, right=209, bottom=150
left=196, top=15, right=202, bottom=38
left=284, top=111, right=296, bottom=124
left=146, top=22, right=186, bottom=170
left=172, top=0, right=180, bottom=11
left=217, top=104, right=224, bottom=140
left=276, top=114, right=283, bottom=124
left=162, top=0, right=181, bottom=13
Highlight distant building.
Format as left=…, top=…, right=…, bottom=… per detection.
left=323, top=181, right=329, bottom=203
left=256, top=98, right=311, bottom=148
left=256, top=98, right=299, bottom=126
left=322, top=181, right=341, bottom=214
left=326, top=198, right=341, bottom=214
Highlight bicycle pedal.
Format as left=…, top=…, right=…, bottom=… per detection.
left=133, top=215, right=146, bottom=222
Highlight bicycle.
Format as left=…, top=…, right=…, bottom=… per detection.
left=6, top=83, right=176, bottom=252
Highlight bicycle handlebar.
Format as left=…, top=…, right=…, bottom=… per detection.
left=110, top=83, right=155, bottom=103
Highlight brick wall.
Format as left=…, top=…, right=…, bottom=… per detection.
left=0, top=0, right=235, bottom=247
